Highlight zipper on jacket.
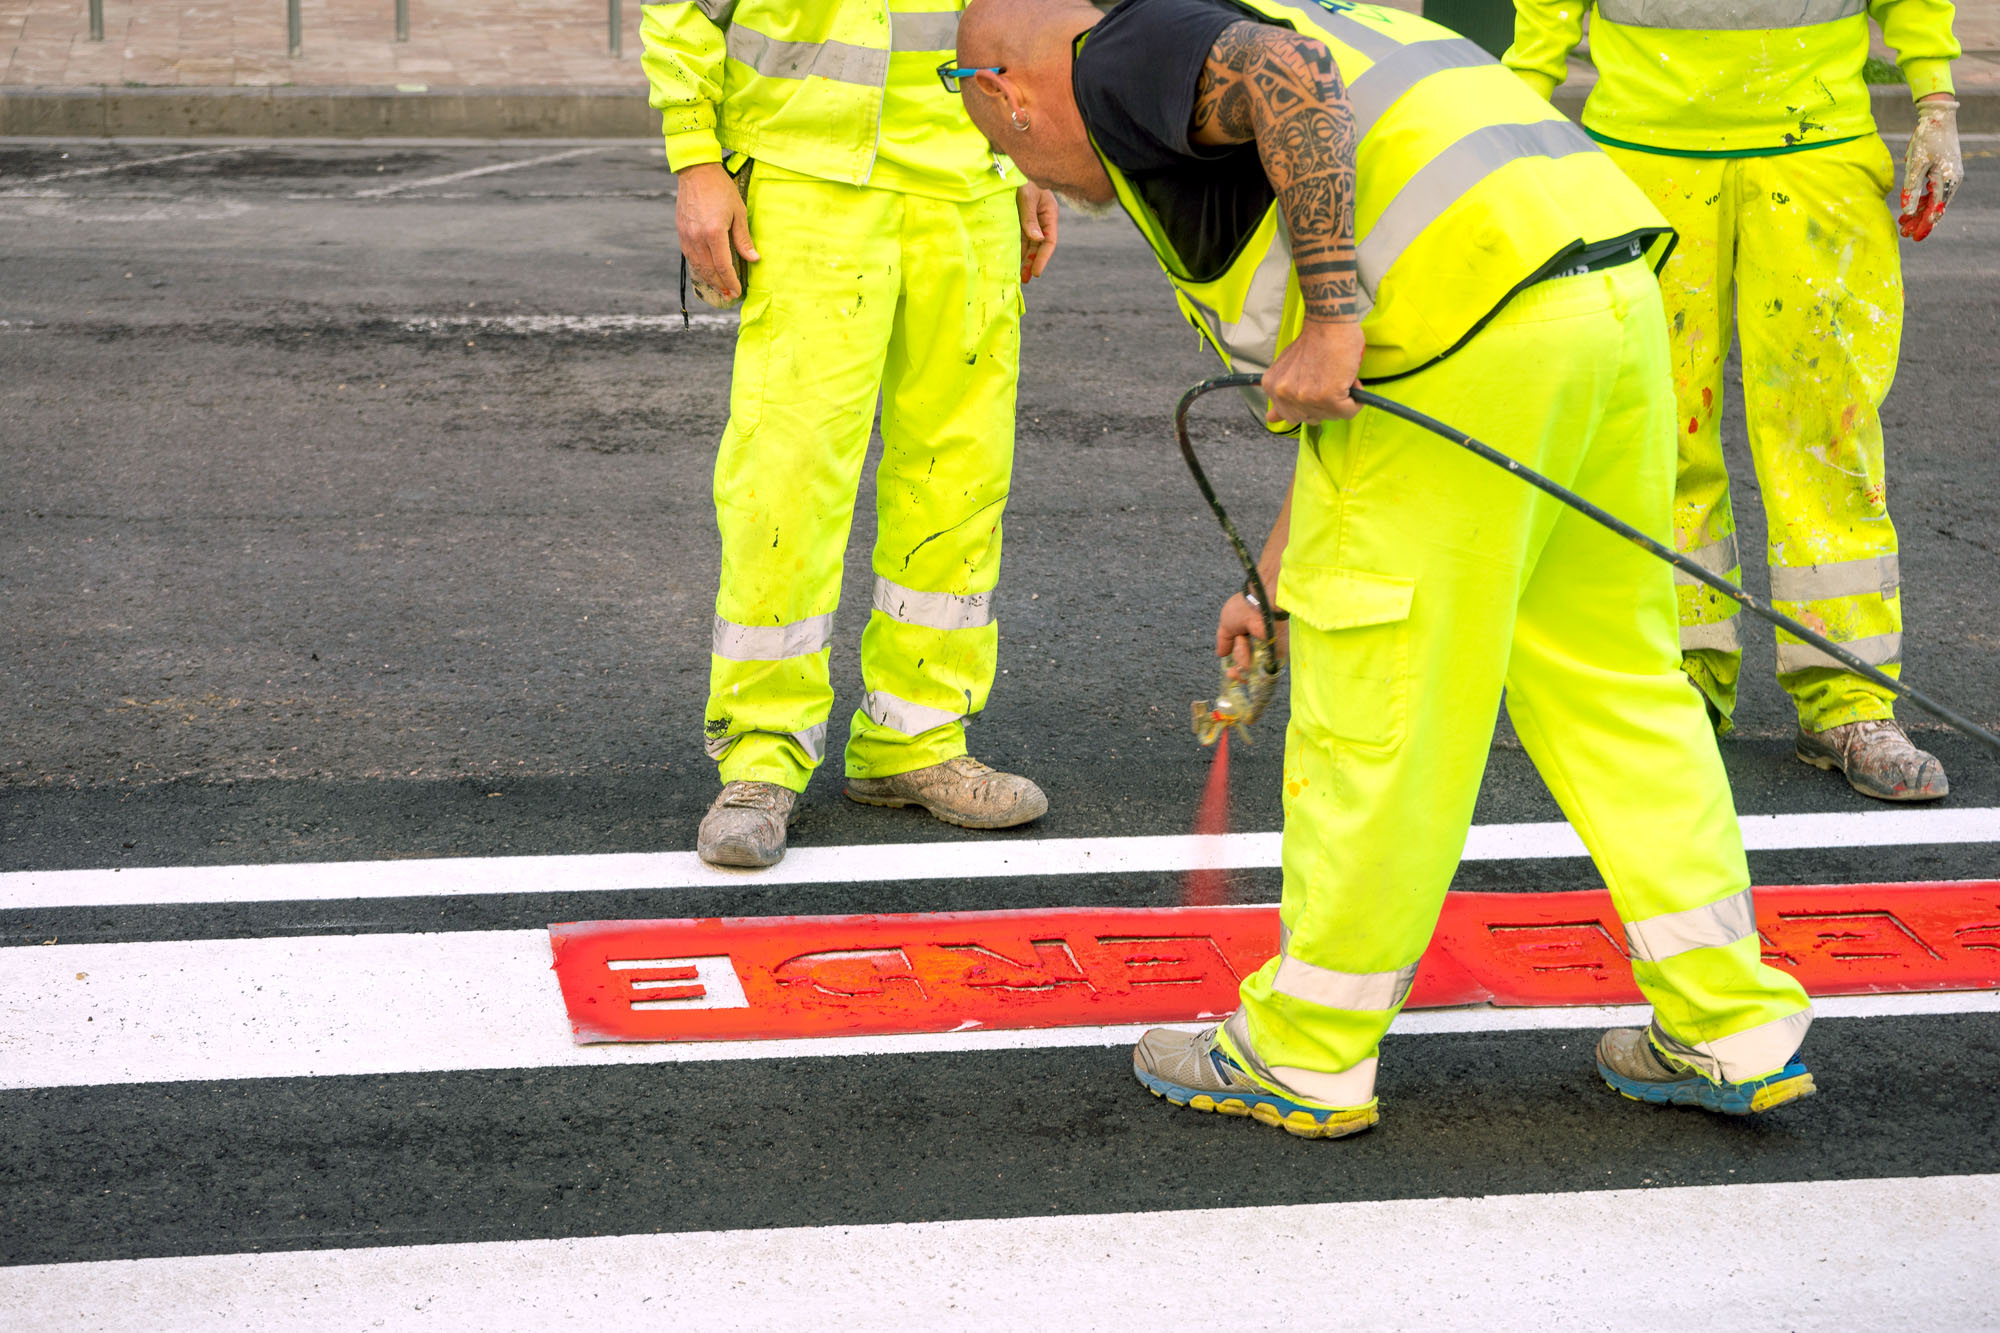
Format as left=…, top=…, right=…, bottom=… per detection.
left=859, top=0, right=889, bottom=184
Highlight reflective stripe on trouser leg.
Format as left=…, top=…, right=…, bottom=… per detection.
left=1493, top=264, right=1812, bottom=1085
left=1601, top=146, right=1745, bottom=726
left=704, top=174, right=906, bottom=791
left=1733, top=139, right=1904, bottom=729
left=846, top=187, right=1020, bottom=780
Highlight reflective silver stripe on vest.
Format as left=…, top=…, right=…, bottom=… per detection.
left=1268, top=0, right=1399, bottom=59
left=1177, top=226, right=1295, bottom=374
left=1273, top=955, right=1417, bottom=1011
left=1679, top=618, right=1741, bottom=653
left=873, top=576, right=994, bottom=633
left=1345, top=37, right=1490, bottom=135
left=702, top=722, right=827, bottom=763
left=711, top=610, right=835, bottom=662
left=1651, top=1008, right=1812, bottom=1084
left=1625, top=887, right=1756, bottom=964
left=1674, top=532, right=1741, bottom=586
left=726, top=24, right=888, bottom=86
left=864, top=689, right=963, bottom=736
left=1769, top=553, right=1900, bottom=604
left=889, top=9, right=958, bottom=51
left=1596, top=0, right=1864, bottom=30
left=1359, top=119, right=1594, bottom=294
left=1776, top=629, right=1902, bottom=675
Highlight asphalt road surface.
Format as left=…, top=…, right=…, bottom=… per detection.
left=2, top=138, right=1998, bottom=1327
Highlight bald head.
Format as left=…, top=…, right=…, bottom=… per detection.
left=958, top=0, right=1100, bottom=70
left=956, top=0, right=1115, bottom=205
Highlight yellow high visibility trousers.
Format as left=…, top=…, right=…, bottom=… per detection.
left=1602, top=138, right=1906, bottom=732
left=1236, top=263, right=1812, bottom=1098
left=705, top=169, right=1021, bottom=791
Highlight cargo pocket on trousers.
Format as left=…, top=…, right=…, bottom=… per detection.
left=1275, top=561, right=1416, bottom=751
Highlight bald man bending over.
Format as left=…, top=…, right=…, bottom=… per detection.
left=953, top=0, right=1817, bottom=1138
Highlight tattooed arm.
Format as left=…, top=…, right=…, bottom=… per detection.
left=1192, top=21, right=1359, bottom=323
left=1192, top=20, right=1365, bottom=421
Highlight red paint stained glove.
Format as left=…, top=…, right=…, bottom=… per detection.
left=1899, top=97, right=1962, bottom=242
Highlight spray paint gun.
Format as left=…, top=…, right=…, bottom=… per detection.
left=1177, top=380, right=1286, bottom=747
left=1176, top=371, right=2000, bottom=761
left=1192, top=576, right=1283, bottom=745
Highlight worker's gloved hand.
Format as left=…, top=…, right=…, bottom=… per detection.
left=1899, top=96, right=1962, bottom=242
left=676, top=161, right=759, bottom=304
left=1017, top=184, right=1060, bottom=285
left=1262, top=319, right=1366, bottom=424
left=1216, top=591, right=1288, bottom=682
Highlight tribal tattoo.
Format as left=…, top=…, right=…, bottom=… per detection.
left=1191, top=21, right=1359, bottom=322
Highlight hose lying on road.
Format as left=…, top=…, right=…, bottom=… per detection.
left=1176, top=371, right=2000, bottom=758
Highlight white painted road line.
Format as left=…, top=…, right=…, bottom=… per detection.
left=5, top=805, right=1997, bottom=911
left=18, top=145, right=244, bottom=183
left=401, top=313, right=736, bottom=333
left=5, top=1174, right=1992, bottom=1330
left=3, top=928, right=1995, bottom=1091
left=351, top=145, right=611, bottom=197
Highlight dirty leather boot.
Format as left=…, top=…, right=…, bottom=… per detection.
left=843, top=755, right=1047, bottom=829
left=1795, top=718, right=1948, bottom=802
left=696, top=780, right=798, bottom=869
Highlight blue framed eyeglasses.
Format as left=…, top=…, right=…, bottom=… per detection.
left=936, top=61, right=1004, bottom=93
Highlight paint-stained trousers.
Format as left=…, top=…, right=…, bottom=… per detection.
left=1603, top=138, right=1906, bottom=732
left=705, top=168, right=1021, bottom=791
left=1234, top=262, right=1812, bottom=1102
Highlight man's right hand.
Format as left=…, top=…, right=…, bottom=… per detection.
left=1216, top=591, right=1288, bottom=681
left=676, top=162, right=759, bottom=302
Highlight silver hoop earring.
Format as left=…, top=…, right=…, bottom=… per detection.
left=1011, top=110, right=1030, bottom=132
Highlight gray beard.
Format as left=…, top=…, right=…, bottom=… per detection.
left=1055, top=190, right=1116, bottom=218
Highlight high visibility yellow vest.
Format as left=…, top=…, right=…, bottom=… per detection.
left=1507, top=0, right=1961, bottom=156
left=1085, top=0, right=1669, bottom=393
left=640, top=0, right=1005, bottom=194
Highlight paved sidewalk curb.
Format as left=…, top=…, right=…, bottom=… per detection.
left=0, top=85, right=656, bottom=138
left=0, top=82, right=1992, bottom=139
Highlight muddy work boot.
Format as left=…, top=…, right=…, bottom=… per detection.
left=1796, top=718, right=1948, bottom=802
left=843, top=755, right=1047, bottom=829
left=1596, top=1027, right=1816, bottom=1116
left=696, top=780, right=798, bottom=869
left=1132, top=1024, right=1379, bottom=1140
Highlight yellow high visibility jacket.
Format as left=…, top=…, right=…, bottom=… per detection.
left=1505, top=0, right=1961, bottom=155
left=1086, top=0, right=1669, bottom=393
left=639, top=0, right=1012, bottom=197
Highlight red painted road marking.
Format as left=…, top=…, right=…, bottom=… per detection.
left=550, top=882, right=2000, bottom=1044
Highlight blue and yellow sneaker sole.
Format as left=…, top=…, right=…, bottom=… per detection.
left=1133, top=1064, right=1379, bottom=1140
left=1598, top=1056, right=1817, bottom=1116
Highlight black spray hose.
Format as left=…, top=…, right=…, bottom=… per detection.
left=1176, top=371, right=2000, bottom=758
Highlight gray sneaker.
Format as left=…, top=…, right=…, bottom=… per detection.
left=696, top=780, right=797, bottom=868
left=844, top=755, right=1047, bottom=829
left=1597, top=1026, right=1816, bottom=1115
left=1796, top=718, right=1948, bottom=802
left=1132, top=1024, right=1378, bottom=1139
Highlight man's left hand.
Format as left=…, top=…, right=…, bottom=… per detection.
left=1262, top=319, right=1366, bottom=424
left=1017, top=185, right=1060, bottom=284
left=1900, top=93, right=1963, bottom=242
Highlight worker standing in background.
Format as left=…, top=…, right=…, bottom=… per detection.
left=1506, top=0, right=1964, bottom=802
left=642, top=0, right=1061, bottom=868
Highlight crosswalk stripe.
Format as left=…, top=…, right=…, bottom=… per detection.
left=6, top=805, right=1997, bottom=911
left=4, top=1174, right=1992, bottom=1327
left=4, top=927, right=1995, bottom=1091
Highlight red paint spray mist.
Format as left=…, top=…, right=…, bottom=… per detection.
left=1182, top=730, right=1231, bottom=907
